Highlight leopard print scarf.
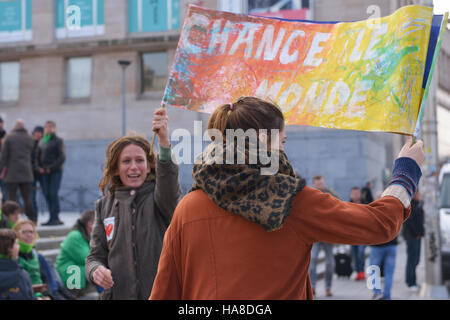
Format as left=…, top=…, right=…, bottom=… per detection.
left=190, top=142, right=306, bottom=232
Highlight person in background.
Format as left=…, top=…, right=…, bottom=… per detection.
left=13, top=219, right=51, bottom=299
left=0, top=200, right=22, bottom=229
left=56, top=210, right=96, bottom=298
left=361, top=181, right=374, bottom=204
left=402, top=190, right=425, bottom=292
left=0, top=117, right=6, bottom=149
left=35, top=121, right=65, bottom=226
left=309, top=174, right=339, bottom=297
left=0, top=119, right=35, bottom=222
left=0, top=117, right=7, bottom=203
left=369, top=189, right=399, bottom=301
left=31, top=126, right=44, bottom=219
left=349, top=186, right=366, bottom=281
left=0, top=228, right=35, bottom=300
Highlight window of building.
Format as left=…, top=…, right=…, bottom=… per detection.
left=0, top=61, right=20, bottom=102
left=248, top=0, right=309, bottom=12
left=247, top=0, right=311, bottom=19
left=141, top=52, right=168, bottom=93
left=0, top=0, right=32, bottom=43
left=66, top=57, right=92, bottom=99
left=55, top=0, right=104, bottom=39
left=129, top=0, right=180, bottom=33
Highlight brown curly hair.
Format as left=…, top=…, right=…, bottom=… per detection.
left=0, top=229, right=17, bottom=258
left=99, top=133, right=157, bottom=196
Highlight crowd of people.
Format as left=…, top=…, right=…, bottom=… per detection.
left=0, top=118, right=65, bottom=225
left=0, top=97, right=425, bottom=300
left=307, top=181, right=425, bottom=300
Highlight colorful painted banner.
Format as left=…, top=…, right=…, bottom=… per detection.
left=164, top=5, right=444, bottom=135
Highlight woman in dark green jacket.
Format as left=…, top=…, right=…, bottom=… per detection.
left=86, top=108, right=181, bottom=300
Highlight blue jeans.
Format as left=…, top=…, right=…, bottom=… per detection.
left=38, top=252, right=59, bottom=293
left=41, top=171, right=62, bottom=222
left=369, top=245, right=397, bottom=300
left=309, top=242, right=334, bottom=290
left=32, top=175, right=43, bottom=218
left=405, top=238, right=421, bottom=287
left=351, top=245, right=366, bottom=273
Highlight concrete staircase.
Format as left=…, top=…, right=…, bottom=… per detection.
left=36, top=225, right=71, bottom=263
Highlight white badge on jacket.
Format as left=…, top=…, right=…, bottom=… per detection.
left=104, top=217, right=115, bottom=242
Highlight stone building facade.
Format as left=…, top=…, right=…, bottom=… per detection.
left=0, top=0, right=447, bottom=212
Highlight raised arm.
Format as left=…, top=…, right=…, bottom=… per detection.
left=290, top=136, right=424, bottom=245
left=152, top=108, right=182, bottom=223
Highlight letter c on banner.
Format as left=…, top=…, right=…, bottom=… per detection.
left=182, top=13, right=211, bottom=55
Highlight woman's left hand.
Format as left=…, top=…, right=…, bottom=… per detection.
left=152, top=108, right=170, bottom=148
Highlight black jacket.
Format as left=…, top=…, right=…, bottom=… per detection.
left=402, top=199, right=425, bottom=239
left=35, top=134, right=65, bottom=172
left=373, top=236, right=398, bottom=247
left=361, top=186, right=374, bottom=204
left=0, top=258, right=35, bottom=300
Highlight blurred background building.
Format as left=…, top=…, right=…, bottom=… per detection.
left=0, top=0, right=449, bottom=212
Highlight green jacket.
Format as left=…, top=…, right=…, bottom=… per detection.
left=56, top=224, right=90, bottom=289
left=18, top=249, right=43, bottom=298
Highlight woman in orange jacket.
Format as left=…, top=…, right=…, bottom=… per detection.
left=150, top=97, right=424, bottom=300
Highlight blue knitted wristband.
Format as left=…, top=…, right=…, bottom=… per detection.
left=388, top=157, right=422, bottom=198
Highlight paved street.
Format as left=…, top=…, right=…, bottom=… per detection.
left=314, top=240, right=449, bottom=300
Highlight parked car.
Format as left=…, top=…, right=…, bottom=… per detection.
left=439, top=163, right=450, bottom=282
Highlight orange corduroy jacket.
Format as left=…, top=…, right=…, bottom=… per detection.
left=150, top=186, right=410, bottom=300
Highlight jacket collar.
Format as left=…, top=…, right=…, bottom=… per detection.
left=12, top=128, right=28, bottom=134
left=114, top=180, right=155, bottom=202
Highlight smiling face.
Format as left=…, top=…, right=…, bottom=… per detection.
left=17, top=222, right=35, bottom=245
left=117, top=144, right=150, bottom=189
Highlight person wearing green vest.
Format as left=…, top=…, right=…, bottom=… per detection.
left=56, top=210, right=95, bottom=297
left=0, top=200, right=22, bottom=229
left=13, top=219, right=50, bottom=299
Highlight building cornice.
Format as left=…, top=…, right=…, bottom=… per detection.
left=0, top=33, right=181, bottom=59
